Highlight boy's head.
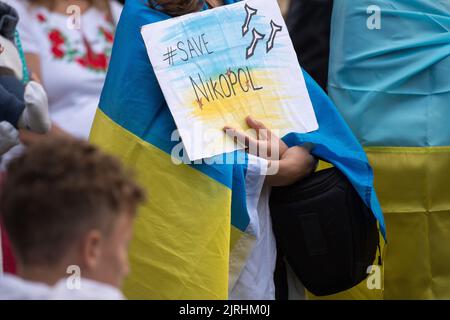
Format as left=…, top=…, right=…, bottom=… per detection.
left=1, top=137, right=145, bottom=288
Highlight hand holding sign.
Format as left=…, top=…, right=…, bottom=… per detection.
left=223, top=116, right=288, bottom=160
left=224, top=116, right=315, bottom=186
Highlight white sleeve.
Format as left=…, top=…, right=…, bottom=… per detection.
left=230, top=155, right=278, bottom=300
left=4, top=0, right=40, bottom=54
left=243, top=154, right=268, bottom=238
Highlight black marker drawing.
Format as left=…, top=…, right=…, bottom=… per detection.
left=242, top=4, right=258, bottom=37
left=266, top=20, right=282, bottom=53
left=163, top=46, right=177, bottom=66
left=246, top=28, right=265, bottom=59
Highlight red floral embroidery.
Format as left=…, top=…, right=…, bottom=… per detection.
left=48, top=29, right=65, bottom=59
left=100, top=27, right=114, bottom=43
left=44, top=24, right=112, bottom=72
left=75, top=36, right=108, bottom=71
left=49, top=29, right=65, bottom=46
left=37, top=13, right=46, bottom=23
left=52, top=46, right=65, bottom=58
left=75, top=57, right=87, bottom=67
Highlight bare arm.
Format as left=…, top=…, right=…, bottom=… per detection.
left=265, top=146, right=316, bottom=186
left=24, top=53, right=42, bottom=82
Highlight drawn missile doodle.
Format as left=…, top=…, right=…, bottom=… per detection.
left=266, top=20, right=283, bottom=53
left=246, top=28, right=265, bottom=59
left=242, top=4, right=258, bottom=37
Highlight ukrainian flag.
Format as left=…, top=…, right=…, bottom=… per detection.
left=90, top=0, right=385, bottom=299
left=329, top=1, right=450, bottom=299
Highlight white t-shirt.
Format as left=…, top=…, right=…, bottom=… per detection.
left=5, top=0, right=122, bottom=138
left=0, top=273, right=124, bottom=300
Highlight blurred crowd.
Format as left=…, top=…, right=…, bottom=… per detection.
left=0, top=0, right=336, bottom=299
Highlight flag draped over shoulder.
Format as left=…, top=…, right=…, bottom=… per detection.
left=89, top=0, right=385, bottom=299
left=329, top=1, right=450, bottom=299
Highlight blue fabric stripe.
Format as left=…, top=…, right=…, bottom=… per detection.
left=232, top=155, right=251, bottom=232
left=328, top=0, right=450, bottom=147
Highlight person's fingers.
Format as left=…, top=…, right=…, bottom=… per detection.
left=246, top=116, right=269, bottom=140
left=246, top=116, right=267, bottom=130
left=246, top=116, right=289, bottom=156
left=224, top=126, right=251, bottom=146
left=223, top=126, right=259, bottom=155
left=276, top=136, right=289, bottom=157
left=262, top=125, right=289, bottom=156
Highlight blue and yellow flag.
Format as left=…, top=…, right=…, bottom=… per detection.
left=90, top=0, right=385, bottom=299
left=329, top=0, right=450, bottom=299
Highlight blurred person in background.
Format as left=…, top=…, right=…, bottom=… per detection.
left=0, top=138, right=144, bottom=299
left=328, top=1, right=450, bottom=299
left=285, top=0, right=333, bottom=92
left=4, top=0, right=122, bottom=144
left=0, top=0, right=122, bottom=278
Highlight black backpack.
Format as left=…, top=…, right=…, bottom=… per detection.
left=270, top=166, right=380, bottom=297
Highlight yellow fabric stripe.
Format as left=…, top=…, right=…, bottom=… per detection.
left=228, top=225, right=256, bottom=295
left=365, top=146, right=450, bottom=214
left=365, top=146, right=450, bottom=299
left=90, top=109, right=232, bottom=299
left=316, top=160, right=334, bottom=172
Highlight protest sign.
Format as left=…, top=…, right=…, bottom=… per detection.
left=141, top=0, right=318, bottom=160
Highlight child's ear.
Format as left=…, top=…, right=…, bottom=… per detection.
left=82, top=230, right=103, bottom=270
